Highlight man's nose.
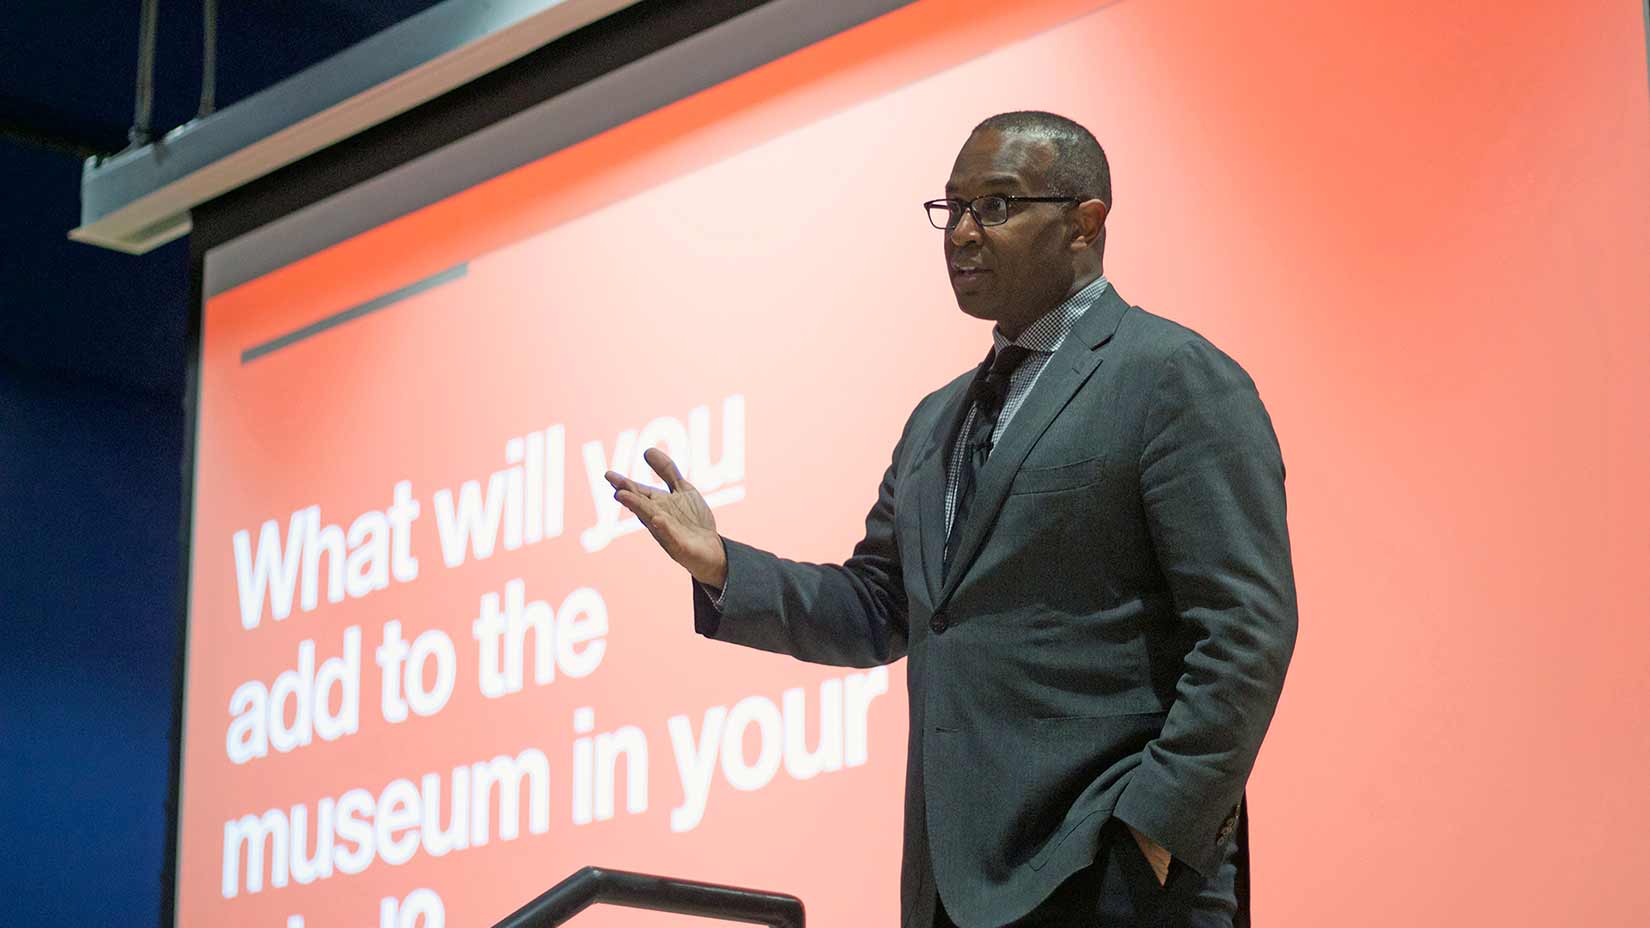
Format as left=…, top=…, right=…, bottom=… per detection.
left=949, top=208, right=983, bottom=248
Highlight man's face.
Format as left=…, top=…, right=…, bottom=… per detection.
left=943, top=130, right=1077, bottom=332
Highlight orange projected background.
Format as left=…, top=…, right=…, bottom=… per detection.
left=184, top=0, right=1650, bottom=925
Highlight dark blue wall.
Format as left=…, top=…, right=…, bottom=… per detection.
left=0, top=365, right=184, bottom=925
left=0, top=143, right=189, bottom=926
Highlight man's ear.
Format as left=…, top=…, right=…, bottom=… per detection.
left=1070, top=198, right=1109, bottom=251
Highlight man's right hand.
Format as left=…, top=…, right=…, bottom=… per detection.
left=604, top=448, right=728, bottom=589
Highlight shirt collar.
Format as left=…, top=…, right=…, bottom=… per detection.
left=991, top=275, right=1111, bottom=355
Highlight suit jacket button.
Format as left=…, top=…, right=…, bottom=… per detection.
left=1215, top=805, right=1240, bottom=843
left=930, top=613, right=948, bottom=634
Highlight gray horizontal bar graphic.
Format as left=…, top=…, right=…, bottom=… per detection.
left=241, top=263, right=468, bottom=363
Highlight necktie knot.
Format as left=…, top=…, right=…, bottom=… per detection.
left=971, top=344, right=1032, bottom=406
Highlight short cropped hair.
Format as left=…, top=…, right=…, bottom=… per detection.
left=972, top=111, right=1111, bottom=207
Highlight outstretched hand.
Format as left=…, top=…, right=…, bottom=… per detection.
left=604, top=448, right=728, bottom=589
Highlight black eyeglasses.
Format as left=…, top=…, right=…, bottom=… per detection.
left=922, top=195, right=1080, bottom=230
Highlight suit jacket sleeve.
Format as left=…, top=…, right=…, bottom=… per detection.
left=688, top=410, right=915, bottom=669
left=1115, top=336, right=1298, bottom=877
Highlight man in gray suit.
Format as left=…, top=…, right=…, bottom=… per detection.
left=605, top=111, right=1296, bottom=927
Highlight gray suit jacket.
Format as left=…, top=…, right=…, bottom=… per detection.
left=691, top=284, right=1296, bottom=928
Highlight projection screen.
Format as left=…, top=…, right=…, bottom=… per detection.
left=181, top=0, right=1650, bottom=925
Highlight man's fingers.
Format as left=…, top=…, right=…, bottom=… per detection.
left=613, top=488, right=658, bottom=524
left=614, top=489, right=681, bottom=553
left=612, top=451, right=693, bottom=496
left=642, top=448, right=691, bottom=492
left=604, top=470, right=663, bottom=499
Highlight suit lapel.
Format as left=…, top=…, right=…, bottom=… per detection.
left=933, top=284, right=1132, bottom=610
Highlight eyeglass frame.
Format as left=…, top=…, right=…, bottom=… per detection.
left=922, top=194, right=1083, bottom=230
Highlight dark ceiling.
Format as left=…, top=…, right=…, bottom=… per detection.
left=0, top=0, right=447, bottom=398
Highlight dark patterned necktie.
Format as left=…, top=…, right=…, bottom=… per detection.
left=943, top=343, right=1032, bottom=577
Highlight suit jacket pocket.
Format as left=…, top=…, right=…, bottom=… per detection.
left=1029, top=710, right=1168, bottom=870
left=1008, top=455, right=1104, bottom=495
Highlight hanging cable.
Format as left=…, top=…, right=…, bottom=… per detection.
left=198, top=0, right=219, bottom=118
left=129, top=0, right=160, bottom=147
